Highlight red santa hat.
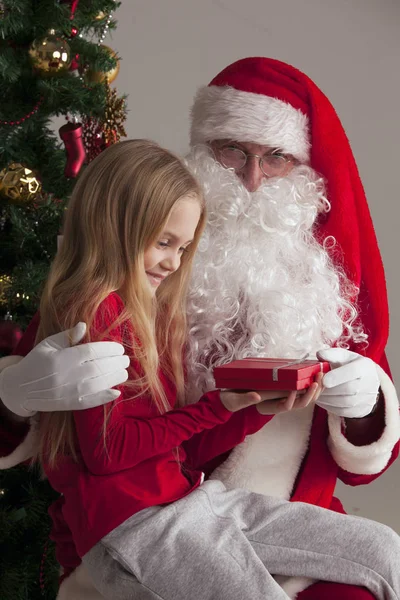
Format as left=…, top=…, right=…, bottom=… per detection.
left=190, top=57, right=390, bottom=369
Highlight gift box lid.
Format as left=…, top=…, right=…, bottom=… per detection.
left=213, top=357, right=330, bottom=386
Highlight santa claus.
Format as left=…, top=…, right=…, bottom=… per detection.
left=0, top=57, right=399, bottom=600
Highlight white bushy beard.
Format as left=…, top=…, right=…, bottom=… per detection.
left=184, top=145, right=366, bottom=399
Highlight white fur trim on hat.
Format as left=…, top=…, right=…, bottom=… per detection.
left=190, top=85, right=310, bottom=163
left=327, top=365, right=400, bottom=475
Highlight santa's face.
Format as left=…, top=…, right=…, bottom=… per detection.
left=210, top=139, right=297, bottom=192
left=184, top=144, right=364, bottom=397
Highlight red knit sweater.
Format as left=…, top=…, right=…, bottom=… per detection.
left=42, top=292, right=273, bottom=558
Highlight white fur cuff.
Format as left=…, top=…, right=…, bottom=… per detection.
left=274, top=575, right=316, bottom=599
left=0, top=354, right=23, bottom=373
left=328, top=365, right=400, bottom=475
left=0, top=354, right=38, bottom=469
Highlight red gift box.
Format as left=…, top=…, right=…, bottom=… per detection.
left=213, top=357, right=330, bottom=391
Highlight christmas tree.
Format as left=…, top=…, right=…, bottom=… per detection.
left=0, top=1, right=127, bottom=597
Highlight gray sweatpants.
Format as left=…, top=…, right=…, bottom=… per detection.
left=83, top=480, right=400, bottom=600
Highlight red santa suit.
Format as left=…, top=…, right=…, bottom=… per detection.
left=188, top=56, right=400, bottom=599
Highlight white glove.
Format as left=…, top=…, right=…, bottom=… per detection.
left=315, top=348, right=380, bottom=418
left=0, top=323, right=129, bottom=418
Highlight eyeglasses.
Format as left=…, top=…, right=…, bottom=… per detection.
left=216, top=145, right=293, bottom=178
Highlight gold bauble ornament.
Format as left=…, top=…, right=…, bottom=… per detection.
left=95, top=10, right=106, bottom=20
left=83, top=45, right=120, bottom=84
left=29, top=29, right=71, bottom=76
left=0, top=274, right=11, bottom=305
left=0, top=163, right=42, bottom=204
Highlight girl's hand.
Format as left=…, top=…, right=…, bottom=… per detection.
left=256, top=372, right=324, bottom=415
left=219, top=373, right=323, bottom=413
left=219, top=389, right=266, bottom=413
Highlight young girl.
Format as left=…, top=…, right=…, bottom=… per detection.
left=35, top=140, right=400, bottom=600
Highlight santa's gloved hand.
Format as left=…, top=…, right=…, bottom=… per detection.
left=0, top=323, right=129, bottom=418
left=315, top=348, right=380, bottom=418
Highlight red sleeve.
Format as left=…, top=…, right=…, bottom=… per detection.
left=182, top=407, right=274, bottom=471
left=73, top=293, right=234, bottom=476
left=48, top=496, right=81, bottom=576
left=75, top=390, right=234, bottom=476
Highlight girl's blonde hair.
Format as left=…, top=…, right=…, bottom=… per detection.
left=36, top=139, right=205, bottom=466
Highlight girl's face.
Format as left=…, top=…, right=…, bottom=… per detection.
left=144, top=196, right=201, bottom=294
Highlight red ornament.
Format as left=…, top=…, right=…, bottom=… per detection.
left=70, top=26, right=78, bottom=37
left=70, top=53, right=80, bottom=71
left=59, top=122, right=86, bottom=178
left=0, top=97, right=43, bottom=126
left=0, top=317, right=23, bottom=354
